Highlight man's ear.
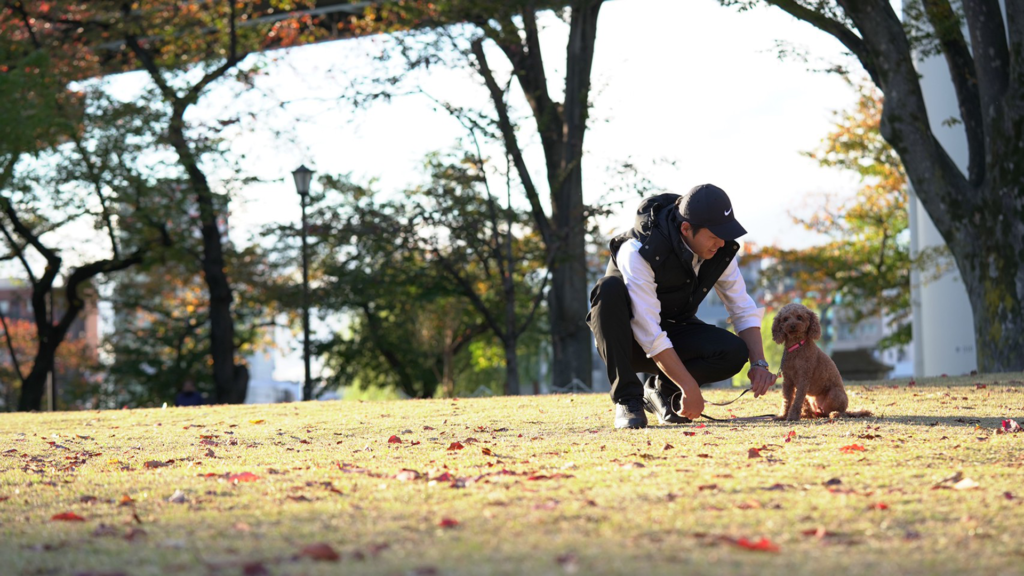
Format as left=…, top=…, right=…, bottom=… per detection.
left=680, top=221, right=692, bottom=241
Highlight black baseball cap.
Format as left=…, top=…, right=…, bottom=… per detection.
left=677, top=183, right=747, bottom=241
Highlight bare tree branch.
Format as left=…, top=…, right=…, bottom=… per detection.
left=470, top=38, right=553, bottom=247
left=922, top=0, right=986, bottom=186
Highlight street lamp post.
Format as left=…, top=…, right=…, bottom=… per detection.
left=292, top=165, right=314, bottom=401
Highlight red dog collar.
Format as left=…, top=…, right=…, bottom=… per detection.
left=786, top=340, right=806, bottom=352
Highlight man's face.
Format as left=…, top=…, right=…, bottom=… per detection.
left=680, top=223, right=726, bottom=260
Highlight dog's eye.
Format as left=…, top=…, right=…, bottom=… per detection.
left=796, top=315, right=803, bottom=320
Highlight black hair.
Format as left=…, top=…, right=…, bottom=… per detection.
left=679, top=215, right=706, bottom=237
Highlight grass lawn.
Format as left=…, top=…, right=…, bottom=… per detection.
left=2, top=373, right=1023, bottom=576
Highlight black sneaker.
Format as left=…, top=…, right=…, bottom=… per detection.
left=614, top=397, right=648, bottom=429
left=642, top=376, right=691, bottom=424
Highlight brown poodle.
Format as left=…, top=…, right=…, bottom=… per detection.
left=771, top=303, right=872, bottom=421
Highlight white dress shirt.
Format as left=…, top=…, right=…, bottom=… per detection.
left=617, top=238, right=764, bottom=358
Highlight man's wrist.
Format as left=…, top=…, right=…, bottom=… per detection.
left=750, top=359, right=769, bottom=371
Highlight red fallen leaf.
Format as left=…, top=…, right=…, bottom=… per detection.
left=868, top=502, right=890, bottom=510
left=695, top=424, right=706, bottom=429
left=682, top=431, right=696, bottom=437
left=143, top=460, right=170, bottom=468
left=907, top=380, right=917, bottom=387
left=729, top=537, right=780, bottom=552
left=1004, top=492, right=1014, bottom=500
left=748, top=448, right=762, bottom=459
left=736, top=499, right=762, bottom=510
left=801, top=527, right=829, bottom=538
left=395, top=469, right=421, bottom=481
left=410, top=441, right=421, bottom=446
left=228, top=472, right=260, bottom=483
left=202, top=472, right=221, bottom=478
left=663, top=443, right=674, bottom=451
left=839, top=444, right=866, bottom=453
left=298, top=542, right=340, bottom=562
left=447, top=442, right=465, bottom=451
left=697, top=453, right=711, bottom=458
left=242, top=562, right=271, bottom=576
left=975, top=383, right=987, bottom=390
left=0, top=496, right=9, bottom=502
left=437, top=518, right=459, bottom=528
left=698, top=484, right=718, bottom=491
left=387, top=435, right=403, bottom=444
left=118, top=495, right=134, bottom=507
left=527, top=474, right=551, bottom=481
left=785, top=430, right=796, bottom=443
left=423, top=426, right=435, bottom=430
left=51, top=512, right=86, bottom=521
left=481, top=447, right=494, bottom=456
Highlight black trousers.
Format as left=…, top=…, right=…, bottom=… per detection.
left=587, top=275, right=750, bottom=403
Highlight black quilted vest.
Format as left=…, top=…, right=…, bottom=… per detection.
left=606, top=193, right=740, bottom=326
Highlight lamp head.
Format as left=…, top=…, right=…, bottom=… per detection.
left=292, top=165, right=314, bottom=197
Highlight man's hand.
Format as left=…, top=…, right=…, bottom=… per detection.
left=748, top=366, right=778, bottom=398
left=678, top=385, right=705, bottom=420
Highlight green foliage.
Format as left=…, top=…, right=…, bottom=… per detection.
left=753, top=81, right=915, bottom=349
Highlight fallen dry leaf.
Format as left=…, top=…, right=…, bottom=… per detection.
left=953, top=478, right=980, bottom=490
left=748, top=447, right=762, bottom=459
left=437, top=518, right=460, bottom=528
left=249, top=419, right=265, bottom=424
left=726, top=536, right=779, bottom=552
left=143, top=460, right=170, bottom=469
left=839, top=444, right=866, bottom=453
left=998, top=419, right=1021, bottom=434
left=51, top=511, right=86, bottom=521
left=447, top=442, right=465, bottom=451
left=868, top=502, right=890, bottom=510
left=395, top=469, right=421, bottom=481
left=298, top=542, right=340, bottom=562
left=387, top=435, right=403, bottom=444
left=228, top=472, right=260, bottom=483
left=481, top=447, right=494, bottom=456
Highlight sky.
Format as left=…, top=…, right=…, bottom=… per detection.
left=212, top=0, right=865, bottom=252
left=90, top=0, right=873, bottom=382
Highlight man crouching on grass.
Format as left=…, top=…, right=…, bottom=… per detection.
left=586, top=184, right=777, bottom=429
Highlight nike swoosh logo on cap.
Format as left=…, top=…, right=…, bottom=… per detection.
left=724, top=208, right=732, bottom=216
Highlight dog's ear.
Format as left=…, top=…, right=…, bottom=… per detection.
left=771, top=310, right=785, bottom=344
left=807, top=308, right=822, bottom=341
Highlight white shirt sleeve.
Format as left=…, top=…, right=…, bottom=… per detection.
left=617, top=239, right=673, bottom=358
left=714, top=257, right=764, bottom=333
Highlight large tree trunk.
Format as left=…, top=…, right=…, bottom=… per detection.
left=546, top=1, right=602, bottom=390
left=167, top=117, right=243, bottom=404
left=17, top=345, right=51, bottom=411
left=756, top=0, right=1024, bottom=372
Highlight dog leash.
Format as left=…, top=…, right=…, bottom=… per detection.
left=667, top=387, right=775, bottom=422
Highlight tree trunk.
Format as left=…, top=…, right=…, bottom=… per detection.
left=167, top=118, right=242, bottom=404
left=17, top=343, right=51, bottom=411
left=755, top=0, right=1024, bottom=372
left=504, top=337, right=520, bottom=396
left=546, top=0, right=602, bottom=390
